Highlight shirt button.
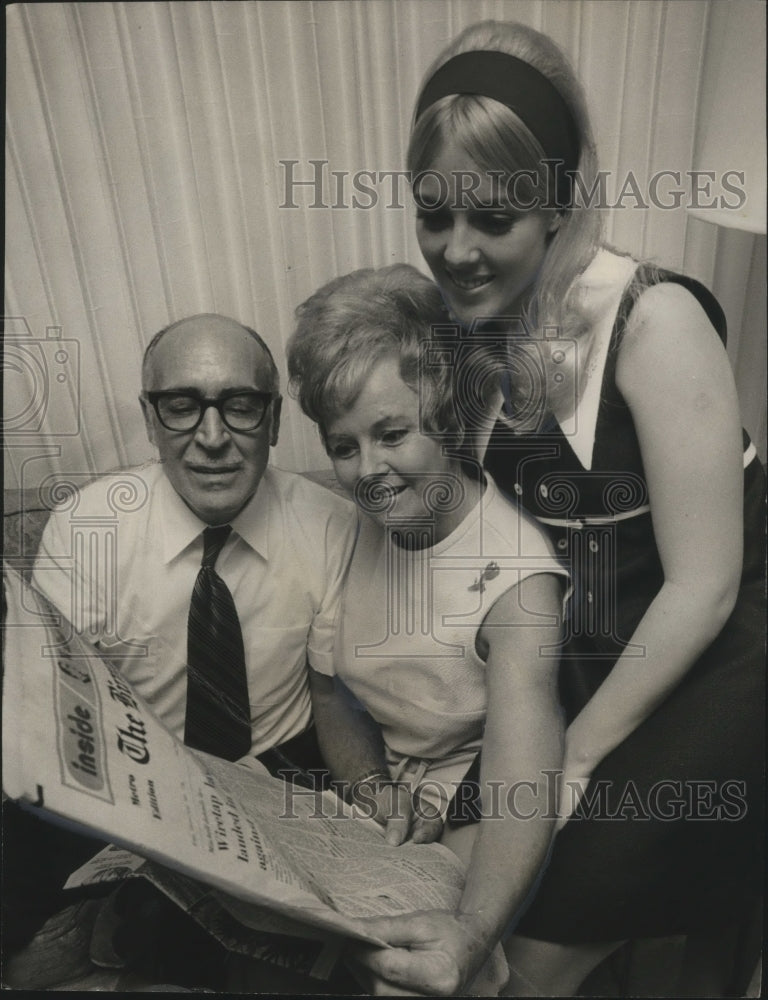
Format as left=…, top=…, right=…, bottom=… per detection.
left=587, top=591, right=593, bottom=603
left=589, top=539, right=599, bottom=553
left=513, top=483, right=523, bottom=495
left=539, top=484, right=549, bottom=498
left=557, top=538, right=568, bottom=550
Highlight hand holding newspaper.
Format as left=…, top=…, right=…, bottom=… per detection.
left=1, top=564, right=465, bottom=954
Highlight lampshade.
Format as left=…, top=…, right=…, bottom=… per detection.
left=688, top=0, right=766, bottom=233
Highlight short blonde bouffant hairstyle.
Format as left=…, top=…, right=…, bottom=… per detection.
left=287, top=264, right=466, bottom=446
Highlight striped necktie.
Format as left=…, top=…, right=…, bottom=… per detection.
left=184, top=525, right=251, bottom=761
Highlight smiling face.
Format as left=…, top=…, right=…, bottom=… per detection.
left=415, top=138, right=559, bottom=326
left=140, top=315, right=280, bottom=526
left=324, top=355, right=470, bottom=539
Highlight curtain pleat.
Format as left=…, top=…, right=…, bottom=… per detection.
left=5, top=0, right=765, bottom=490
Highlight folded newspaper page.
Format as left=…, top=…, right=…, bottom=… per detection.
left=1, top=564, right=465, bottom=948
left=66, top=845, right=346, bottom=977
left=66, top=844, right=334, bottom=943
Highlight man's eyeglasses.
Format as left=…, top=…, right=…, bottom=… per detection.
left=143, top=391, right=274, bottom=433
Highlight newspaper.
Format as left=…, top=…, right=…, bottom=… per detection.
left=1, top=564, right=465, bottom=952
left=65, top=845, right=347, bottom=977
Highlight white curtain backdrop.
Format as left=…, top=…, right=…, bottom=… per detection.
left=5, top=0, right=766, bottom=490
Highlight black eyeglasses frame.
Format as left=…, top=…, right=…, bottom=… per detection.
left=143, top=390, right=275, bottom=433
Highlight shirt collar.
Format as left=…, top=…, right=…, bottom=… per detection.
left=157, top=466, right=271, bottom=564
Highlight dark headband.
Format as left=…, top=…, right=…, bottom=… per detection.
left=415, top=50, right=580, bottom=176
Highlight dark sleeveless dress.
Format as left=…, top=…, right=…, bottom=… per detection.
left=484, top=266, right=765, bottom=940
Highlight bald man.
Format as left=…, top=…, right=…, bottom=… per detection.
left=18, top=315, right=358, bottom=989
left=34, top=313, right=355, bottom=770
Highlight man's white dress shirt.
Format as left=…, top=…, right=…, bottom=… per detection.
left=33, top=462, right=356, bottom=757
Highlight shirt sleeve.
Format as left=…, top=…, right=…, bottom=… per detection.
left=306, top=507, right=358, bottom=676
left=32, top=505, right=108, bottom=642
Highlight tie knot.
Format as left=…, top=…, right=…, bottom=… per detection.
left=201, top=525, right=232, bottom=568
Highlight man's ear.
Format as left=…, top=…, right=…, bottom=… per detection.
left=269, top=396, right=282, bottom=447
left=139, top=395, right=158, bottom=448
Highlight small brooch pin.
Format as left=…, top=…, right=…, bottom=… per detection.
left=468, top=561, right=500, bottom=593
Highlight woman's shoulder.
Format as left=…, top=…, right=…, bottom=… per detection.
left=628, top=279, right=707, bottom=324
left=620, top=278, right=726, bottom=365
left=618, top=261, right=727, bottom=347
left=573, top=250, right=725, bottom=344
left=615, top=274, right=736, bottom=417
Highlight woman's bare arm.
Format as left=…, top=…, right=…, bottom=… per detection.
left=309, top=666, right=418, bottom=844
left=563, top=281, right=743, bottom=782
left=351, top=572, right=565, bottom=994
